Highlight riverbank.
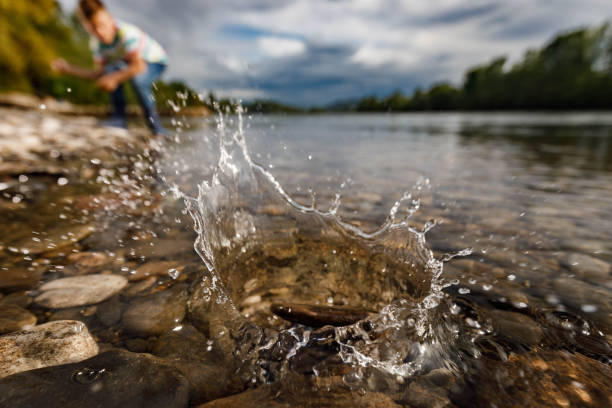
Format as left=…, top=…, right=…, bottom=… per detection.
left=0, top=93, right=209, bottom=118
left=0, top=107, right=611, bottom=408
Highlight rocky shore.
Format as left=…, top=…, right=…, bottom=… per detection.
left=0, top=107, right=611, bottom=407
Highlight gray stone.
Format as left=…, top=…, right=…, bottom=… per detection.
left=0, top=320, right=98, bottom=378
left=0, top=304, right=37, bottom=334
left=0, top=349, right=189, bottom=408
left=122, top=286, right=187, bottom=336
left=566, top=253, right=611, bottom=281
left=150, top=324, right=244, bottom=404
left=487, top=309, right=543, bottom=346
left=35, top=274, right=128, bottom=308
left=95, top=296, right=124, bottom=327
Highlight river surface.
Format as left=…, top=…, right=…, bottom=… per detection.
left=1, top=111, right=611, bottom=407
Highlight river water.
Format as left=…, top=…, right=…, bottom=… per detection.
left=1, top=111, right=611, bottom=407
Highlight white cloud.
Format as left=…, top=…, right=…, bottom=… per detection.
left=257, top=37, right=306, bottom=58
left=57, top=0, right=612, bottom=104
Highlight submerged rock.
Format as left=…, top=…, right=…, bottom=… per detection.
left=8, top=224, right=94, bottom=255
left=486, top=309, right=543, bottom=346
left=471, top=350, right=612, bottom=408
left=0, top=349, right=189, bottom=408
left=0, top=320, right=98, bottom=378
left=150, top=324, right=244, bottom=404
left=122, top=285, right=187, bottom=336
left=197, top=374, right=401, bottom=407
left=271, top=303, right=371, bottom=327
left=0, top=303, right=37, bottom=334
left=0, top=267, right=43, bottom=290
left=35, top=274, right=128, bottom=309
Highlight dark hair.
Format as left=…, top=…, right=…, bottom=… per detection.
left=78, top=0, right=106, bottom=19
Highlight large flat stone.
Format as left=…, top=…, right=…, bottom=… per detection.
left=0, top=320, right=98, bottom=378
left=35, top=274, right=128, bottom=308
left=0, top=349, right=189, bottom=408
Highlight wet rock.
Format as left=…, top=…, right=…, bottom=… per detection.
left=472, top=350, right=612, bottom=408
left=8, top=224, right=94, bottom=255
left=565, top=253, right=611, bottom=282
left=124, top=338, right=149, bottom=353
left=122, top=285, right=187, bottom=336
left=0, top=304, right=37, bottom=334
left=197, top=374, right=401, bottom=407
left=0, top=349, right=189, bottom=408
left=35, top=274, right=127, bottom=309
left=0, top=320, right=98, bottom=378
left=64, top=251, right=111, bottom=275
left=0, top=267, right=43, bottom=290
left=0, top=291, right=32, bottom=308
left=128, top=237, right=195, bottom=260
left=552, top=278, right=612, bottom=331
left=123, top=275, right=158, bottom=296
left=403, top=381, right=452, bottom=408
left=95, top=295, right=124, bottom=327
left=48, top=305, right=97, bottom=324
left=486, top=309, right=543, bottom=346
left=129, top=261, right=185, bottom=281
left=271, top=303, right=371, bottom=327
left=150, top=324, right=243, bottom=404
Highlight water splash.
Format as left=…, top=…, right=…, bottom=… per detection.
left=181, top=106, right=470, bottom=384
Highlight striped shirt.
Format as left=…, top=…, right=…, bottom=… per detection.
left=90, top=20, right=168, bottom=65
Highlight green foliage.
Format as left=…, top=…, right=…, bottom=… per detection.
left=244, top=99, right=304, bottom=114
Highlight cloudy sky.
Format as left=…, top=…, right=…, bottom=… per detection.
left=58, top=0, right=612, bottom=106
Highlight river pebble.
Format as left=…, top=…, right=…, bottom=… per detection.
left=565, top=253, right=611, bottom=282
left=122, top=285, right=187, bottom=336
left=487, top=309, right=543, bottom=346
left=0, top=320, right=98, bottom=378
left=0, top=304, right=37, bottom=335
left=0, top=267, right=43, bottom=290
left=34, top=274, right=127, bottom=308
left=0, top=349, right=189, bottom=408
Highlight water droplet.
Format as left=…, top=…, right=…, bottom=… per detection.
left=168, top=268, right=180, bottom=279
left=458, top=287, right=470, bottom=294
left=72, top=368, right=106, bottom=384
left=18, top=175, right=28, bottom=183
left=507, top=274, right=516, bottom=281
left=57, top=177, right=69, bottom=186
left=581, top=304, right=597, bottom=313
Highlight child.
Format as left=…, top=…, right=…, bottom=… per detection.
left=52, top=0, right=168, bottom=135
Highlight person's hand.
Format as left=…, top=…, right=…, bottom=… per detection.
left=51, top=58, right=69, bottom=73
left=97, top=74, right=119, bottom=92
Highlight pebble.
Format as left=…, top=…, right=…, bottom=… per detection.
left=64, top=251, right=111, bottom=275
left=35, top=274, right=127, bottom=309
left=129, top=261, right=185, bottom=281
left=566, top=253, right=611, bottom=282
left=8, top=224, right=94, bottom=255
left=487, top=309, right=543, bottom=346
left=0, top=349, right=189, bottom=408
left=0, top=304, right=37, bottom=334
left=0, top=267, right=43, bottom=290
left=0, top=320, right=98, bottom=378
left=122, top=286, right=187, bottom=336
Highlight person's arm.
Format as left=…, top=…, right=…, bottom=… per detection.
left=96, top=55, right=146, bottom=92
left=51, top=58, right=103, bottom=81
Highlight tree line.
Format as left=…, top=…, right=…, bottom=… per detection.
left=351, top=23, right=612, bottom=112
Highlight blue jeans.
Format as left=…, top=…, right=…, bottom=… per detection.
left=104, top=61, right=167, bottom=135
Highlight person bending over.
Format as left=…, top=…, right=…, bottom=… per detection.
left=52, top=0, right=168, bottom=135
